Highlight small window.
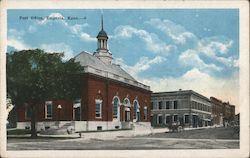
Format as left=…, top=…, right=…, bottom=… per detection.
left=97, top=126, right=102, bottom=130
left=95, top=99, right=102, bottom=118
left=174, top=101, right=178, bottom=109
left=166, top=101, right=170, bottom=109
left=45, top=101, right=53, bottom=119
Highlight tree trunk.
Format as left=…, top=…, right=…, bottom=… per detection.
left=30, top=104, right=37, bottom=138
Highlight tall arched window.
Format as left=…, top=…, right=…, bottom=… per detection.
left=133, top=100, right=140, bottom=122
left=113, top=97, right=119, bottom=118
left=113, top=96, right=120, bottom=119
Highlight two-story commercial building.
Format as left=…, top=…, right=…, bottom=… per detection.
left=151, top=90, right=212, bottom=128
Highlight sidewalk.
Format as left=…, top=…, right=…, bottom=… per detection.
left=7, top=125, right=224, bottom=140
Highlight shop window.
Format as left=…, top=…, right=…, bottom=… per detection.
left=158, top=115, right=163, bottom=124
left=165, top=115, right=171, bottom=124
left=184, top=115, right=189, bottom=123
left=173, top=115, right=178, bottom=122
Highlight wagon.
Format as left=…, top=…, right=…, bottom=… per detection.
left=168, top=122, right=183, bottom=132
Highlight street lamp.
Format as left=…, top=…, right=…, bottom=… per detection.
left=57, top=104, right=62, bottom=122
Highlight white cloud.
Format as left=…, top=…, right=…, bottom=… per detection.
left=141, top=68, right=239, bottom=112
left=7, top=29, right=32, bottom=50
left=197, top=37, right=237, bottom=68
left=198, top=38, right=233, bottom=56
left=7, top=39, right=31, bottom=50
left=113, top=25, right=175, bottom=55
left=28, top=25, right=37, bottom=33
left=146, top=18, right=197, bottom=44
left=114, top=56, right=166, bottom=79
left=40, top=43, right=74, bottom=60
left=8, top=28, right=75, bottom=60
left=79, top=32, right=96, bottom=42
left=32, top=12, right=94, bottom=43
left=179, top=49, right=222, bottom=72
left=146, top=18, right=238, bottom=69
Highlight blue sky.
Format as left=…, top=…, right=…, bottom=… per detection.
left=7, top=9, right=239, bottom=112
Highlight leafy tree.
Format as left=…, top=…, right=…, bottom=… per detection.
left=7, top=49, right=83, bottom=138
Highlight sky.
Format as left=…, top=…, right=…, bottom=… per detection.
left=7, top=9, right=239, bottom=112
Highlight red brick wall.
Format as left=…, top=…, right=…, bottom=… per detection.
left=17, top=100, right=73, bottom=122
left=17, top=73, right=151, bottom=122
left=85, top=73, right=151, bottom=122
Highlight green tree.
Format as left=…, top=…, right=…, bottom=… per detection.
left=7, top=49, right=83, bottom=138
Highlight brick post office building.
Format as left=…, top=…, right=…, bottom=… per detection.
left=151, top=90, right=212, bottom=128
left=16, top=17, right=151, bottom=132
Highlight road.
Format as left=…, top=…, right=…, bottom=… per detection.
left=7, top=127, right=239, bottom=150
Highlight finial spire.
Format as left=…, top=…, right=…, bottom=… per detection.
left=101, top=14, right=104, bottom=31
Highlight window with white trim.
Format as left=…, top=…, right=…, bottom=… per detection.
left=144, top=106, right=147, bottom=120
left=95, top=99, right=102, bottom=118
left=113, top=97, right=119, bottom=118
left=124, top=98, right=130, bottom=106
left=45, top=101, right=53, bottom=119
left=133, top=101, right=138, bottom=119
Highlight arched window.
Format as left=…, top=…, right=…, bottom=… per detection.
left=112, top=96, right=120, bottom=119
left=123, top=98, right=130, bottom=107
left=124, top=98, right=131, bottom=122
left=133, top=100, right=140, bottom=121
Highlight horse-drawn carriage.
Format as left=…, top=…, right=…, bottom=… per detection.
left=168, top=121, right=183, bottom=132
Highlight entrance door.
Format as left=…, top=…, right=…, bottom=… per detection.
left=73, top=107, right=81, bottom=121
left=192, top=115, right=198, bottom=128
left=136, top=112, right=140, bottom=122
left=125, top=111, right=130, bottom=121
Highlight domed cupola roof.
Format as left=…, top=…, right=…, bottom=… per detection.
left=96, top=15, right=108, bottom=39
left=97, top=29, right=108, bottom=38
